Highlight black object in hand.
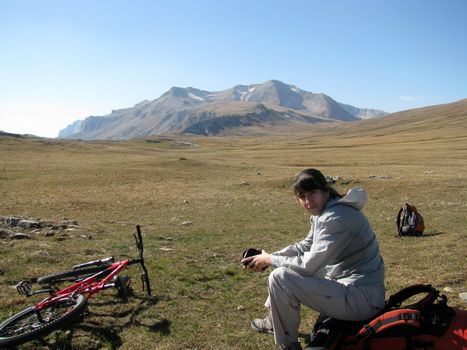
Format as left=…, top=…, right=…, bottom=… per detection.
left=242, top=248, right=262, bottom=265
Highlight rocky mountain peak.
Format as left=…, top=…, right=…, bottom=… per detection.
left=58, top=80, right=387, bottom=140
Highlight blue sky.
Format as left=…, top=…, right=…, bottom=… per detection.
left=1, top=0, right=466, bottom=138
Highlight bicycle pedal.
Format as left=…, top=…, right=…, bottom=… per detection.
left=16, top=280, right=32, bottom=295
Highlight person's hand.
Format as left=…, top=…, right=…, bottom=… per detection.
left=241, top=250, right=271, bottom=272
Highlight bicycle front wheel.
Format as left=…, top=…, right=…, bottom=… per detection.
left=0, top=294, right=87, bottom=348
left=37, top=266, right=109, bottom=284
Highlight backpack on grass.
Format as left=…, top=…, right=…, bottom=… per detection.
left=305, top=284, right=467, bottom=350
left=396, top=203, right=425, bottom=236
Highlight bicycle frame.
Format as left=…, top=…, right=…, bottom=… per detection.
left=35, top=259, right=130, bottom=312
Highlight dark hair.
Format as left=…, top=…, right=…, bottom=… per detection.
left=293, top=168, right=342, bottom=199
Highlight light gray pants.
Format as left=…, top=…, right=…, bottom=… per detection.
left=266, top=267, right=385, bottom=345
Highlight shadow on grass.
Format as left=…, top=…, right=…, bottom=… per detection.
left=28, top=295, right=171, bottom=350
left=422, top=231, right=444, bottom=237
left=395, top=231, right=444, bottom=238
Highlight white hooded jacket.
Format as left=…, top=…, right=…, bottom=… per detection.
left=270, top=188, right=385, bottom=286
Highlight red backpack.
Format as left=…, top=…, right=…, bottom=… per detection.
left=396, top=203, right=425, bottom=236
left=306, top=284, right=467, bottom=350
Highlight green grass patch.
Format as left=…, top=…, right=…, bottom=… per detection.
left=0, top=125, right=466, bottom=349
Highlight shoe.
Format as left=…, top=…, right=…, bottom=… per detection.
left=278, top=342, right=302, bottom=350
left=251, top=313, right=273, bottom=334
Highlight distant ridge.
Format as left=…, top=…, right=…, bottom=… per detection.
left=291, top=97, right=467, bottom=139
left=0, top=131, right=30, bottom=139
left=58, top=80, right=387, bottom=140
left=342, top=97, right=467, bottom=136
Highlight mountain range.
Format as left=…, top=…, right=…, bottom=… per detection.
left=58, top=80, right=388, bottom=140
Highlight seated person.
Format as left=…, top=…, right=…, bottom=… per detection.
left=242, top=168, right=385, bottom=350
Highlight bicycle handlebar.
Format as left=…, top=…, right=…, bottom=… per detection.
left=131, top=225, right=151, bottom=296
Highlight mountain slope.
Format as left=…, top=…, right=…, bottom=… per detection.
left=271, top=98, right=467, bottom=141
left=331, top=98, right=467, bottom=138
left=58, top=80, right=387, bottom=140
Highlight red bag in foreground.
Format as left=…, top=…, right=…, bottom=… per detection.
left=306, top=284, right=467, bottom=350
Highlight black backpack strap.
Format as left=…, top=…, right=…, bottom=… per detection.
left=385, top=284, right=439, bottom=310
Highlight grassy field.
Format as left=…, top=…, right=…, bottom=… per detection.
left=0, top=101, right=466, bottom=349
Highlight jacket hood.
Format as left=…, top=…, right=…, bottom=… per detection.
left=336, top=188, right=367, bottom=210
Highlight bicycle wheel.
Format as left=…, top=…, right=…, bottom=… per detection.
left=37, top=266, right=110, bottom=284
left=0, top=294, right=87, bottom=347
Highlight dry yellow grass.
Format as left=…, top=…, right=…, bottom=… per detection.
left=0, top=99, right=466, bottom=349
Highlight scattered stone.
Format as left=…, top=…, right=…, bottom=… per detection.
left=239, top=181, right=249, bottom=186
left=155, top=235, right=176, bottom=241
left=237, top=305, right=245, bottom=311
left=56, top=233, right=70, bottom=241
left=368, top=175, right=392, bottom=180
left=1, top=216, right=83, bottom=241
left=183, top=200, right=190, bottom=204
left=443, top=287, right=454, bottom=293
left=45, top=230, right=56, bottom=237
left=0, top=228, right=13, bottom=238
left=4, top=217, right=21, bottom=227
left=17, top=219, right=41, bottom=229
left=159, top=247, right=174, bottom=252
left=61, top=219, right=78, bottom=226
left=325, top=175, right=352, bottom=185
left=181, top=221, right=193, bottom=226
left=10, top=233, right=32, bottom=240
left=459, top=292, right=467, bottom=302
left=40, top=220, right=58, bottom=228
left=34, top=250, right=51, bottom=257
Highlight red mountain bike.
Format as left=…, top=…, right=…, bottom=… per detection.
left=0, top=225, right=151, bottom=348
